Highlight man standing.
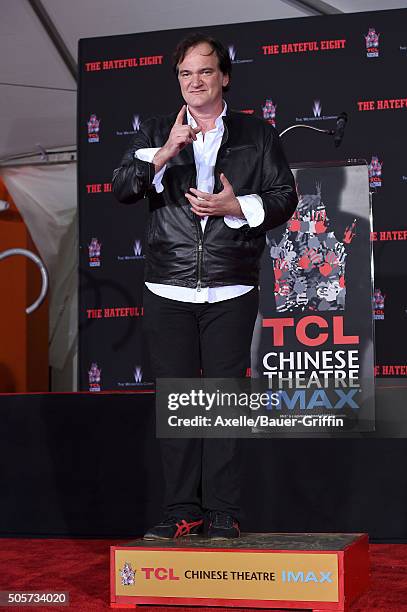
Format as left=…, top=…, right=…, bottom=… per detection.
left=113, top=33, right=297, bottom=540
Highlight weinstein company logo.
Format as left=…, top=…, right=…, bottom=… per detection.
left=313, top=99, right=322, bottom=117
left=117, top=239, right=145, bottom=261
left=117, top=114, right=141, bottom=136
left=228, top=45, right=253, bottom=65
left=296, top=99, right=337, bottom=122
left=117, top=365, right=150, bottom=388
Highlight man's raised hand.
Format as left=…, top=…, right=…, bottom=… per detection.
left=153, top=106, right=201, bottom=171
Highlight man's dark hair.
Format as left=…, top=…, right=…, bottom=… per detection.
left=172, top=33, right=232, bottom=92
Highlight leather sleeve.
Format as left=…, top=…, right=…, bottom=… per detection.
left=112, top=121, right=157, bottom=204
left=248, top=125, right=298, bottom=235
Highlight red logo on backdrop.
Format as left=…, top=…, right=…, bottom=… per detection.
left=88, top=362, right=101, bottom=392
left=261, top=39, right=346, bottom=55
left=368, top=156, right=382, bottom=188
left=87, top=307, right=144, bottom=319
left=365, top=28, right=380, bottom=58
left=85, top=56, right=163, bottom=71
left=357, top=98, right=407, bottom=111
left=371, top=230, right=407, bottom=241
left=87, top=114, right=100, bottom=142
left=375, top=365, right=407, bottom=376
left=372, top=288, right=385, bottom=320
left=88, top=238, right=102, bottom=267
left=262, top=99, right=277, bottom=126
left=86, top=183, right=112, bottom=194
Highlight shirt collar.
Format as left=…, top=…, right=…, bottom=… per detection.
left=186, top=101, right=227, bottom=130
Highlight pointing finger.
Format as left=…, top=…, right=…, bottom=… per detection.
left=175, top=105, right=186, bottom=125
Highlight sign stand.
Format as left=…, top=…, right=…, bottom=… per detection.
left=111, top=532, right=369, bottom=611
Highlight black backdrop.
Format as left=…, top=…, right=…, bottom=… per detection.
left=78, top=8, right=407, bottom=391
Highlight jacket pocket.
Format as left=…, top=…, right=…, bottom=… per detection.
left=225, top=144, right=257, bottom=154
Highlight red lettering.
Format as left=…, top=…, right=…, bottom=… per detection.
left=168, top=568, right=180, bottom=580
left=87, top=309, right=102, bottom=319
left=139, top=55, right=163, bottom=66
left=262, top=318, right=294, bottom=346
left=262, top=44, right=280, bottom=55
left=357, top=100, right=375, bottom=111
left=85, top=62, right=101, bottom=71
left=155, top=568, right=168, bottom=580
left=86, top=183, right=102, bottom=193
left=141, top=567, right=154, bottom=579
left=296, top=316, right=328, bottom=347
left=321, top=39, right=346, bottom=50
left=263, top=315, right=358, bottom=346
left=332, top=316, right=359, bottom=344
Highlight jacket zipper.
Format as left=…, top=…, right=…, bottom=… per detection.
left=194, top=117, right=229, bottom=292
left=197, top=240, right=203, bottom=292
left=194, top=217, right=203, bottom=292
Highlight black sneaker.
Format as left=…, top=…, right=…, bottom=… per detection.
left=207, top=511, right=240, bottom=540
left=143, top=516, right=204, bottom=540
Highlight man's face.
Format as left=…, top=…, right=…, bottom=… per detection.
left=177, top=42, right=229, bottom=112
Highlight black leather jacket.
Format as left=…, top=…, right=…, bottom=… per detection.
left=112, top=109, right=298, bottom=288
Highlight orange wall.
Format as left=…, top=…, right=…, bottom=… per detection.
left=0, top=179, right=48, bottom=392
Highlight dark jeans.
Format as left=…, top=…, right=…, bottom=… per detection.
left=143, top=286, right=259, bottom=521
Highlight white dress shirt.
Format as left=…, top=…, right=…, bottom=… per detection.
left=135, top=103, right=265, bottom=303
